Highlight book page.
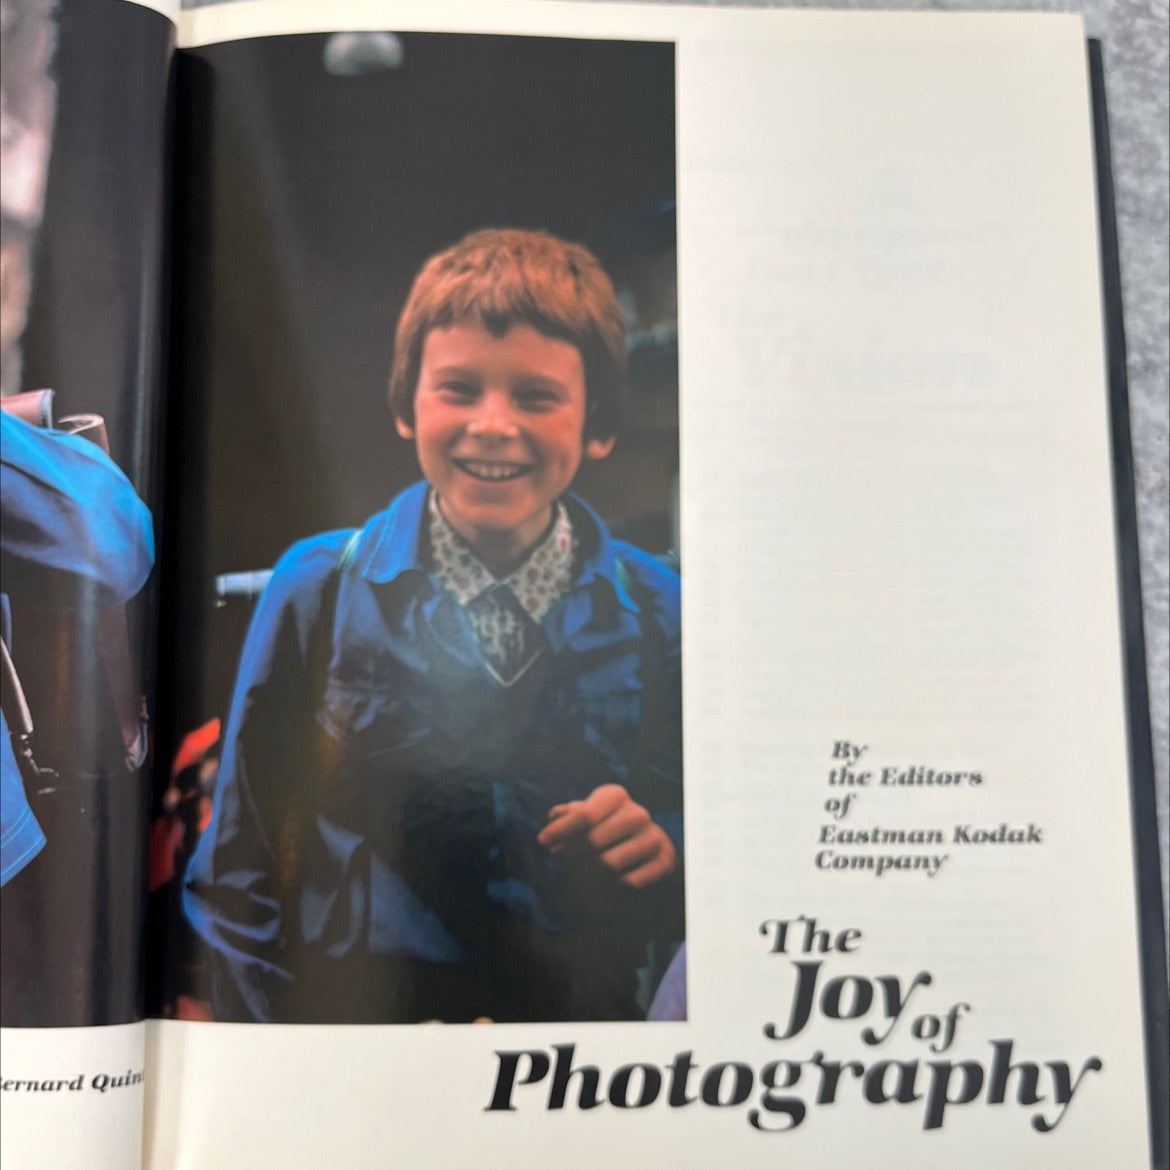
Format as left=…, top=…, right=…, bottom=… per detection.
left=0, top=2, right=176, bottom=1169
left=146, top=3, right=1158, bottom=1168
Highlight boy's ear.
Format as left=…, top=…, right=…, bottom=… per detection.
left=394, top=416, right=415, bottom=441
left=584, top=435, right=616, bottom=461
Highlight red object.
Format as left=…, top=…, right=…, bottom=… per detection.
left=171, top=718, right=221, bottom=779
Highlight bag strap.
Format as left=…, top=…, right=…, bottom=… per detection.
left=613, top=557, right=670, bottom=802
left=57, top=413, right=150, bottom=771
left=337, top=530, right=361, bottom=573
left=311, top=529, right=362, bottom=673
left=307, top=529, right=361, bottom=729
left=278, top=529, right=360, bottom=860
left=0, top=635, right=59, bottom=786
left=275, top=528, right=362, bottom=1018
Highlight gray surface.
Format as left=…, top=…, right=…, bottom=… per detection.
left=178, top=0, right=1170, bottom=930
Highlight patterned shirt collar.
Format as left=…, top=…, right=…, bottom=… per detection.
left=428, top=492, right=577, bottom=623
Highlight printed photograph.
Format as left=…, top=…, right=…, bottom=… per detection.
left=152, top=30, right=684, bottom=1024
left=1, top=0, right=168, bottom=1027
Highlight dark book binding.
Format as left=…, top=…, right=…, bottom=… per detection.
left=1088, top=38, right=1170, bottom=1170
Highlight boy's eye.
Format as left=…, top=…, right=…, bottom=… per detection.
left=514, top=388, right=560, bottom=410
left=438, top=381, right=478, bottom=400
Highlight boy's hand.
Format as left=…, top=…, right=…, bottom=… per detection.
left=537, top=784, right=677, bottom=890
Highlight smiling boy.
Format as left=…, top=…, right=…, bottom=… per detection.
left=185, top=229, right=683, bottom=1023
left=406, top=322, right=610, bottom=577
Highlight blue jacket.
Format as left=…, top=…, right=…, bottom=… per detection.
left=184, top=482, right=683, bottom=1023
left=0, top=412, right=154, bottom=886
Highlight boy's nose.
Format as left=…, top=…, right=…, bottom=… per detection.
left=466, top=392, right=519, bottom=440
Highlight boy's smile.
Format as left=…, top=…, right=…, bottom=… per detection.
left=398, top=322, right=614, bottom=576
left=454, top=458, right=530, bottom=482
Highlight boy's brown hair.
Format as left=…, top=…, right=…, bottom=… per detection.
left=389, top=228, right=627, bottom=440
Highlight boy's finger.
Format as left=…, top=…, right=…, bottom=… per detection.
left=599, top=832, right=661, bottom=875
left=586, top=802, right=652, bottom=851
left=620, top=851, right=676, bottom=889
left=537, top=807, right=590, bottom=847
left=578, top=784, right=628, bottom=821
left=539, top=786, right=635, bottom=848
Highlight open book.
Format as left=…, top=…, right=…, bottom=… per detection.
left=0, top=1, right=1165, bottom=1167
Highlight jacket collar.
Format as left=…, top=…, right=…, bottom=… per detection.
left=354, top=481, right=640, bottom=615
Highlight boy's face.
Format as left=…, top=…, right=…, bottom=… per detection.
left=397, top=322, right=614, bottom=572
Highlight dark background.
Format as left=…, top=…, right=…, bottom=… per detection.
left=22, top=0, right=172, bottom=496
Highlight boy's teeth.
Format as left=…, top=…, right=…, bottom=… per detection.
left=461, top=461, right=525, bottom=481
